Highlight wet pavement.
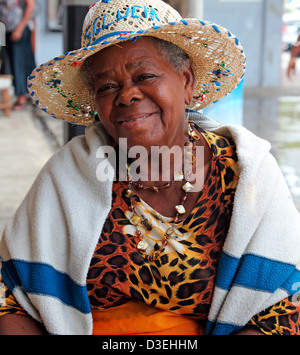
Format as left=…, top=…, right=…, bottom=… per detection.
left=244, top=52, right=300, bottom=211
left=0, top=52, right=299, bottom=235
left=277, top=97, right=300, bottom=210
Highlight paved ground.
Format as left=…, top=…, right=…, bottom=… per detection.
left=0, top=108, right=53, bottom=233
left=0, top=52, right=299, bottom=235
left=244, top=52, right=300, bottom=211
left=277, top=96, right=300, bottom=211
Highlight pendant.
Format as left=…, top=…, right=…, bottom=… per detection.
left=174, top=171, right=184, bottom=181
left=152, top=250, right=161, bottom=261
left=130, top=215, right=140, bottom=226
left=165, top=227, right=175, bottom=236
left=175, top=205, right=186, bottom=215
left=182, top=182, right=193, bottom=192
left=185, top=151, right=196, bottom=165
left=190, top=130, right=201, bottom=140
left=137, top=240, right=149, bottom=251
left=125, top=189, right=134, bottom=198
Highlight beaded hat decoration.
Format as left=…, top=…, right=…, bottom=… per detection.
left=27, top=0, right=246, bottom=126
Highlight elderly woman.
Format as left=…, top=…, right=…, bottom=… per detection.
left=1, top=0, right=300, bottom=335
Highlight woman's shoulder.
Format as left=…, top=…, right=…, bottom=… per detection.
left=44, top=122, right=109, bottom=168
left=197, top=125, right=237, bottom=160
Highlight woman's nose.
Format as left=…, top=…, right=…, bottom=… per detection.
left=115, top=82, right=143, bottom=106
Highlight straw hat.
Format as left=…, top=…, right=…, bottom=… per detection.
left=27, top=0, right=246, bottom=126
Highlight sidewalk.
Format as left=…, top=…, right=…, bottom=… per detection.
left=0, top=107, right=54, bottom=233
left=243, top=52, right=300, bottom=212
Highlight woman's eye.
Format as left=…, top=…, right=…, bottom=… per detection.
left=137, top=74, right=156, bottom=82
left=97, top=84, right=117, bottom=93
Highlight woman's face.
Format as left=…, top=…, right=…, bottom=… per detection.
left=90, top=37, right=195, bottom=150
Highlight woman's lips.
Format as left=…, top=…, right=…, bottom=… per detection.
left=118, top=112, right=157, bottom=128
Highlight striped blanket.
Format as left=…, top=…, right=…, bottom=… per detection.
left=1, top=114, right=300, bottom=335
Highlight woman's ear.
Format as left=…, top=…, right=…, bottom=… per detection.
left=182, top=64, right=196, bottom=105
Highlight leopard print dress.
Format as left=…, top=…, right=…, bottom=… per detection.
left=1, top=128, right=300, bottom=334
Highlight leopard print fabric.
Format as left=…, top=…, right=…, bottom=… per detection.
left=87, top=129, right=239, bottom=320
left=250, top=295, right=300, bottom=335
left=2, top=128, right=300, bottom=335
left=0, top=277, right=26, bottom=316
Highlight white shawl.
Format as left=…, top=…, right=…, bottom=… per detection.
left=1, top=115, right=300, bottom=335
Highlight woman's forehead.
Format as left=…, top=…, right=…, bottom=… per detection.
left=91, top=38, right=167, bottom=71
left=96, top=59, right=156, bottom=77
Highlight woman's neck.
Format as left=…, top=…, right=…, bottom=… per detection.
left=124, top=135, right=188, bottom=188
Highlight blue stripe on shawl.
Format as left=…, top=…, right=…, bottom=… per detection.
left=1, top=260, right=90, bottom=314
left=207, top=253, right=300, bottom=335
left=216, top=252, right=297, bottom=293
left=215, top=251, right=240, bottom=290
left=205, top=320, right=243, bottom=335
left=281, top=268, right=300, bottom=294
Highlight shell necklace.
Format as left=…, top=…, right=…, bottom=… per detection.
left=123, top=123, right=201, bottom=261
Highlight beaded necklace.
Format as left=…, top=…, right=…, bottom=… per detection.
left=122, top=123, right=201, bottom=261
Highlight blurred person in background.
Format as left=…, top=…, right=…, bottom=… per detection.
left=287, top=33, right=300, bottom=79
left=1, top=0, right=300, bottom=336
left=0, top=0, right=36, bottom=110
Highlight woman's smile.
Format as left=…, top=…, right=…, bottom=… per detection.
left=118, top=112, right=159, bottom=129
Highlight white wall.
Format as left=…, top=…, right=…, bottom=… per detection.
left=188, top=0, right=283, bottom=88
left=35, top=0, right=63, bottom=65
left=188, top=0, right=204, bottom=18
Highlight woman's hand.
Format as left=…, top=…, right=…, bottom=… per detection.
left=10, top=26, right=25, bottom=42
left=0, top=314, right=46, bottom=335
left=234, top=326, right=265, bottom=335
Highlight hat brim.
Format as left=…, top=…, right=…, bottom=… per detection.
left=27, top=19, right=246, bottom=126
